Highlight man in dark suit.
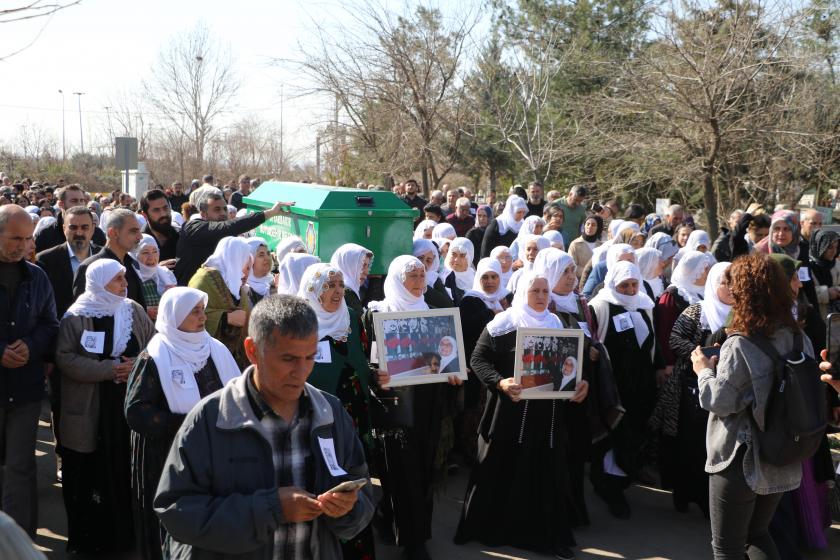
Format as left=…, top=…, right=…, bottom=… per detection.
left=73, top=208, right=145, bottom=308
left=34, top=184, right=106, bottom=252
left=35, top=206, right=99, bottom=317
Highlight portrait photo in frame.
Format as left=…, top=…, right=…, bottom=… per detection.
left=372, top=308, right=468, bottom=387
left=513, top=328, right=585, bottom=399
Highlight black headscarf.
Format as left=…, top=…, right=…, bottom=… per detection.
left=808, top=229, right=839, bottom=286
left=581, top=214, right=604, bottom=243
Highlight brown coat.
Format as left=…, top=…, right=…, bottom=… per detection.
left=55, top=301, right=155, bottom=453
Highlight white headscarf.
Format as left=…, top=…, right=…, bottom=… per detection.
left=463, top=257, right=509, bottom=310
left=65, top=259, right=134, bottom=358
left=487, top=270, right=563, bottom=337
left=414, top=219, right=437, bottom=240
left=669, top=250, right=708, bottom=304
left=608, top=219, right=627, bottom=239
left=542, top=230, right=565, bottom=250
left=368, top=255, right=428, bottom=312
left=510, top=215, right=546, bottom=260
left=132, top=234, right=176, bottom=295
left=606, top=243, right=635, bottom=270
left=298, top=263, right=352, bottom=342
left=635, top=247, right=664, bottom=299
left=590, top=261, right=655, bottom=312
left=646, top=232, right=679, bottom=261
left=412, top=238, right=440, bottom=287
left=33, top=216, right=56, bottom=237
left=496, top=195, right=528, bottom=235
left=687, top=229, right=712, bottom=252
left=146, top=287, right=241, bottom=414
left=433, top=222, right=457, bottom=240
left=438, top=335, right=458, bottom=372
left=700, top=262, right=732, bottom=333
left=444, top=237, right=475, bottom=290
left=245, top=238, right=273, bottom=297
left=275, top=236, right=307, bottom=266
left=433, top=237, right=452, bottom=274
left=534, top=248, right=578, bottom=314
left=203, top=237, right=252, bottom=298
left=330, top=243, right=372, bottom=298
left=277, top=253, right=321, bottom=296
left=490, top=246, right=514, bottom=289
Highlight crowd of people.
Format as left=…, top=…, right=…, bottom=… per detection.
left=0, top=172, right=839, bottom=560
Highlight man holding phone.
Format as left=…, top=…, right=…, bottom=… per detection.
left=154, top=295, right=375, bottom=559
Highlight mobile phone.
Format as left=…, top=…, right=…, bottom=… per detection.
left=825, top=313, right=840, bottom=380
left=700, top=346, right=720, bottom=359
left=325, top=478, right=367, bottom=494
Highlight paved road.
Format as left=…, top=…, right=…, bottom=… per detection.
left=31, top=408, right=840, bottom=560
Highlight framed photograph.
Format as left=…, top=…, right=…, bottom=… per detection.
left=513, top=328, right=584, bottom=399
left=372, top=308, right=468, bottom=388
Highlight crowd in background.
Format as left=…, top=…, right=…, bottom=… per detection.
left=0, top=172, right=839, bottom=560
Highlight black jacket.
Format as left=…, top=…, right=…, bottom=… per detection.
left=142, top=224, right=179, bottom=261
left=72, top=247, right=146, bottom=309
left=174, top=212, right=267, bottom=285
left=480, top=219, right=517, bottom=259
left=34, top=210, right=106, bottom=253
left=0, top=260, right=59, bottom=405
left=36, top=242, right=100, bottom=318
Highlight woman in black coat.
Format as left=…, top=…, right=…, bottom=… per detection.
left=479, top=194, right=528, bottom=258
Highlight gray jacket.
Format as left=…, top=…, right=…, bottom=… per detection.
left=154, top=370, right=375, bottom=559
left=698, top=327, right=808, bottom=495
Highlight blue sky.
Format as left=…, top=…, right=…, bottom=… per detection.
left=0, top=0, right=482, bottom=164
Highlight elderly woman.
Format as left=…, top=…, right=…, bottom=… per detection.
left=442, top=237, right=476, bottom=305
left=432, top=222, right=457, bottom=241
left=480, top=194, right=528, bottom=258
left=133, top=234, right=177, bottom=320
left=509, top=215, right=546, bottom=263
left=245, top=238, right=275, bottom=306
left=365, top=255, right=463, bottom=560
left=507, top=235, right=551, bottom=293
left=454, top=271, right=589, bottom=560
left=187, top=236, right=253, bottom=367
left=465, top=204, right=493, bottom=266
left=635, top=247, right=665, bottom=301
left=691, top=254, right=812, bottom=559
left=56, top=260, right=155, bottom=555
left=125, top=287, right=241, bottom=560
left=588, top=261, right=662, bottom=519
left=330, top=243, right=374, bottom=315
left=413, top=238, right=454, bottom=308
left=651, top=262, right=732, bottom=518
left=807, top=229, right=840, bottom=319
left=413, top=219, right=437, bottom=240
left=297, top=263, right=382, bottom=560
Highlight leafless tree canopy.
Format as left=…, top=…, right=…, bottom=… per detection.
left=144, top=22, right=239, bottom=166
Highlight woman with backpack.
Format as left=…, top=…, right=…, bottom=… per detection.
left=691, top=253, right=819, bottom=560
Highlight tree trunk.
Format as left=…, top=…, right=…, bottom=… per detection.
left=703, top=167, right=719, bottom=236
left=489, top=166, right=498, bottom=193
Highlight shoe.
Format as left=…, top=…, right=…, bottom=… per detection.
left=56, top=468, right=62, bottom=483
left=554, top=546, right=576, bottom=559
left=402, top=544, right=431, bottom=560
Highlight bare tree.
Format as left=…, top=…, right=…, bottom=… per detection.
left=0, top=1, right=81, bottom=60
left=293, top=3, right=476, bottom=191
left=144, top=22, right=238, bottom=166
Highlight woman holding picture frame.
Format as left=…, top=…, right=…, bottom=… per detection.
left=364, top=255, right=463, bottom=560
left=297, top=262, right=383, bottom=560
left=454, top=270, right=589, bottom=560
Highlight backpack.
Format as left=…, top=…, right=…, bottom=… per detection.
left=741, top=332, right=827, bottom=467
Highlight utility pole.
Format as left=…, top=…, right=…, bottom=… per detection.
left=58, top=89, right=66, bottom=161
left=73, top=92, right=85, bottom=153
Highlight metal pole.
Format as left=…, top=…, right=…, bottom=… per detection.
left=73, top=92, right=85, bottom=153
left=58, top=90, right=65, bottom=161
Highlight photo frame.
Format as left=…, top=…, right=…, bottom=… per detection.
left=513, top=328, right=585, bottom=399
left=372, top=308, right=468, bottom=388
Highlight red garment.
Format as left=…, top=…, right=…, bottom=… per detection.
left=655, top=289, right=685, bottom=366
left=446, top=214, right=475, bottom=238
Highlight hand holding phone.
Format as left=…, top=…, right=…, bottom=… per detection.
left=700, top=346, right=721, bottom=359
left=324, top=478, right=367, bottom=494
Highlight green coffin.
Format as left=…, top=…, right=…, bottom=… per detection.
left=243, top=181, right=418, bottom=275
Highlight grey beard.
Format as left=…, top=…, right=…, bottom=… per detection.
left=69, top=239, right=89, bottom=253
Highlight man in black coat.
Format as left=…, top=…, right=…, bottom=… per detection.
left=36, top=206, right=99, bottom=318
left=400, top=179, right=427, bottom=215
left=72, top=208, right=145, bottom=308
left=34, top=184, right=106, bottom=252
left=174, top=189, right=293, bottom=285
left=139, top=188, right=179, bottom=263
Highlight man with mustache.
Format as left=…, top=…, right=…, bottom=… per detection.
left=140, top=188, right=179, bottom=265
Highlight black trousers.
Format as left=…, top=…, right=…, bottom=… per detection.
left=709, top=446, right=784, bottom=560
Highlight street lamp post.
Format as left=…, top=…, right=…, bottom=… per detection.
left=58, top=89, right=65, bottom=161
left=73, top=92, right=85, bottom=154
